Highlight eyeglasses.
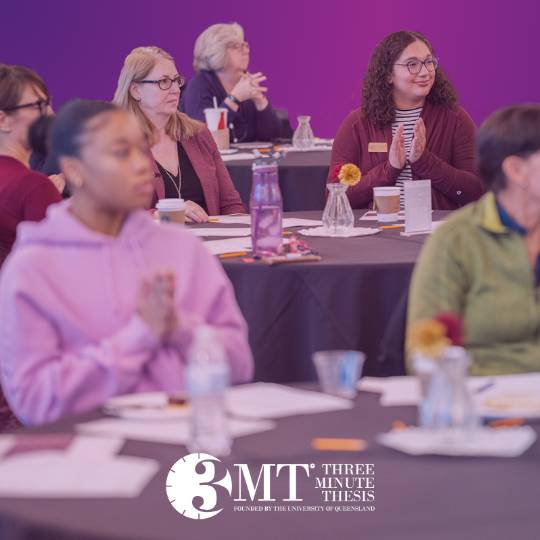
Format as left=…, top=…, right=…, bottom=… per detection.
left=394, top=57, right=439, bottom=75
left=136, top=75, right=185, bottom=91
left=228, top=41, right=250, bottom=51
left=3, top=97, right=51, bottom=116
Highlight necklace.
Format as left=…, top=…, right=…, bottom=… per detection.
left=160, top=164, right=182, bottom=199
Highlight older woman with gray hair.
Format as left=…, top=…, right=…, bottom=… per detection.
left=180, top=22, right=281, bottom=143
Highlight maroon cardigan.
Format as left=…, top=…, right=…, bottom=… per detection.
left=0, top=156, right=61, bottom=268
left=150, top=127, right=246, bottom=215
left=328, top=102, right=485, bottom=210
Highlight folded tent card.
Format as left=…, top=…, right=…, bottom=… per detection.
left=402, top=180, right=433, bottom=236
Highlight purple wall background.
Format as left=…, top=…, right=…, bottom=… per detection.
left=2, top=0, right=539, bottom=137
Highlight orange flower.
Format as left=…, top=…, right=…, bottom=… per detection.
left=338, top=163, right=362, bottom=187
left=409, top=319, right=450, bottom=358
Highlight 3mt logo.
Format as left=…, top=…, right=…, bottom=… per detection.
left=166, top=453, right=232, bottom=520
left=166, top=453, right=313, bottom=520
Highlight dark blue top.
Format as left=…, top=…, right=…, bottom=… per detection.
left=180, top=70, right=282, bottom=143
left=497, top=200, right=540, bottom=285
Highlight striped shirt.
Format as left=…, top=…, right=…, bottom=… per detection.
left=392, top=107, right=423, bottom=207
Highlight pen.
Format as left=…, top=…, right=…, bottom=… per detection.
left=218, top=251, right=248, bottom=259
left=475, top=380, right=495, bottom=394
left=380, top=224, right=404, bottom=230
left=311, top=438, right=367, bottom=451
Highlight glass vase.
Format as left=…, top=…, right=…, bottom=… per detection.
left=322, top=183, right=355, bottom=235
left=413, top=346, right=479, bottom=431
left=292, top=115, right=315, bottom=149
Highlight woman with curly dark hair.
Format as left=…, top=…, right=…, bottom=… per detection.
left=329, top=31, right=484, bottom=210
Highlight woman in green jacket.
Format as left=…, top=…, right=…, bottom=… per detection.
left=408, top=104, right=540, bottom=375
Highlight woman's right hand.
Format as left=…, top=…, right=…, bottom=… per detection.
left=230, top=72, right=268, bottom=103
left=388, top=124, right=406, bottom=170
left=184, top=201, right=209, bottom=223
left=138, top=272, right=178, bottom=340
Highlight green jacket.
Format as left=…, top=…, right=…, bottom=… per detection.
left=407, top=192, right=540, bottom=375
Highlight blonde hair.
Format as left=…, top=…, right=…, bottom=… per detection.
left=113, top=46, right=202, bottom=144
left=193, top=23, right=244, bottom=72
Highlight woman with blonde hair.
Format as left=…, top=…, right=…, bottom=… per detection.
left=114, top=46, right=245, bottom=222
left=181, top=23, right=281, bottom=143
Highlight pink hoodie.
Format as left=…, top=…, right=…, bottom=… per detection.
left=0, top=201, right=253, bottom=425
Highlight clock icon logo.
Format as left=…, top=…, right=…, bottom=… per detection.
left=166, top=453, right=232, bottom=520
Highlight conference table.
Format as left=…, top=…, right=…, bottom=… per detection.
left=224, top=150, right=331, bottom=211
left=0, top=388, right=537, bottom=540
left=210, top=210, right=444, bottom=381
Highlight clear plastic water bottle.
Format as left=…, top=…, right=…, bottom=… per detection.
left=186, top=326, right=231, bottom=456
left=292, top=115, right=315, bottom=149
left=250, top=158, right=283, bottom=256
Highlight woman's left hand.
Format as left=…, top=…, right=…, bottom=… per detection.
left=185, top=200, right=209, bottom=223
left=409, top=118, right=427, bottom=163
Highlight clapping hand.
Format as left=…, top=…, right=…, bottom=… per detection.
left=409, top=118, right=427, bottom=163
left=389, top=124, right=406, bottom=170
left=138, top=272, right=178, bottom=340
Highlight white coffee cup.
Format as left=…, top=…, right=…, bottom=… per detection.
left=204, top=108, right=228, bottom=131
left=373, top=187, right=401, bottom=222
left=156, top=198, right=186, bottom=225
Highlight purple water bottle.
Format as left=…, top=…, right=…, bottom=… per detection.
left=250, top=157, right=283, bottom=256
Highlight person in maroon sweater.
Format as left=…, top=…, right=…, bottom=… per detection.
left=0, top=65, right=61, bottom=270
left=329, top=31, right=484, bottom=210
left=0, top=65, right=61, bottom=431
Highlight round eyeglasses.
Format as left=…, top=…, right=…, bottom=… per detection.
left=136, top=75, right=185, bottom=91
left=394, top=57, right=439, bottom=75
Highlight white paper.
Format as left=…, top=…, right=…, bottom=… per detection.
left=0, top=435, right=158, bottom=498
left=66, top=436, right=125, bottom=459
left=77, top=416, right=275, bottom=445
left=474, top=373, right=540, bottom=418
left=404, top=180, right=432, bottom=234
left=298, top=226, right=380, bottom=238
left=204, top=237, right=252, bottom=255
left=358, top=375, right=497, bottom=408
left=0, top=453, right=158, bottom=497
left=377, top=426, right=537, bottom=457
left=284, top=146, right=332, bottom=153
left=226, top=383, right=353, bottom=419
left=231, top=142, right=272, bottom=150
left=209, top=215, right=251, bottom=225
left=206, top=217, right=322, bottom=228
left=188, top=227, right=251, bottom=238
left=220, top=152, right=257, bottom=162
left=282, top=218, right=322, bottom=228
left=359, top=210, right=405, bottom=222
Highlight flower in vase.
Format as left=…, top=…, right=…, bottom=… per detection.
left=434, top=312, right=464, bottom=346
left=337, top=163, right=362, bottom=187
left=409, top=319, right=450, bottom=358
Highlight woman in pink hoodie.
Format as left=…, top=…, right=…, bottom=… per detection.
left=0, top=100, right=253, bottom=426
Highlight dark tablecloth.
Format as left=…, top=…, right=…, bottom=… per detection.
left=219, top=210, right=440, bottom=382
left=0, top=390, right=537, bottom=540
left=225, top=150, right=330, bottom=211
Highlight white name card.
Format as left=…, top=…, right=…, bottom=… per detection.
left=402, top=180, right=432, bottom=236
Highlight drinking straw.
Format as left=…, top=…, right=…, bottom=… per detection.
left=213, top=96, right=218, bottom=109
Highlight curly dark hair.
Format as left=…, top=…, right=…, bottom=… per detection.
left=362, top=31, right=458, bottom=128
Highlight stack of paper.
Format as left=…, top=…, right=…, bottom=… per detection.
left=189, top=227, right=250, bottom=238
left=204, top=237, right=252, bottom=255
left=0, top=435, right=158, bottom=497
left=227, top=383, right=353, bottom=419
left=377, top=426, right=537, bottom=457
left=78, top=416, right=275, bottom=445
